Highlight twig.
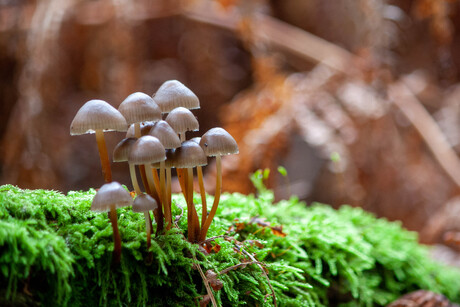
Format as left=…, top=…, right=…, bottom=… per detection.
left=219, top=260, right=265, bottom=275
left=389, top=81, right=460, bottom=188
left=192, top=253, right=218, bottom=307
left=240, top=248, right=277, bottom=307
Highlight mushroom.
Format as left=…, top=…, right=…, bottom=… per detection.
left=153, top=80, right=200, bottom=114
left=91, top=181, right=133, bottom=264
left=199, top=128, right=238, bottom=242
left=172, top=140, right=207, bottom=242
left=165, top=107, right=199, bottom=142
left=190, top=137, right=207, bottom=228
left=70, top=99, right=128, bottom=183
left=128, top=136, right=166, bottom=233
left=132, top=193, right=158, bottom=252
left=118, top=92, right=161, bottom=138
left=148, top=120, right=181, bottom=230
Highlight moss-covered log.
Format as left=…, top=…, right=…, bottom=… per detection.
left=1, top=183, right=460, bottom=306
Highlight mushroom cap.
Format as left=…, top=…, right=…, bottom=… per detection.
left=165, top=107, right=199, bottom=134
left=148, top=120, right=181, bottom=149
left=171, top=140, right=207, bottom=168
left=113, top=137, right=137, bottom=162
left=128, top=135, right=166, bottom=165
left=200, top=127, right=239, bottom=156
left=91, top=181, right=133, bottom=212
left=70, top=99, right=128, bottom=135
left=118, top=92, right=161, bottom=125
left=132, top=193, right=158, bottom=212
left=126, top=121, right=155, bottom=138
left=153, top=80, right=200, bottom=113
left=189, top=137, right=201, bottom=144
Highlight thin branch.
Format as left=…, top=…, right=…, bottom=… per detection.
left=240, top=248, right=277, bottom=307
left=192, top=253, right=218, bottom=307
left=389, top=81, right=460, bottom=188
left=219, top=260, right=265, bottom=275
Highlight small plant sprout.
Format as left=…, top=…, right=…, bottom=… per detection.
left=199, top=127, right=238, bottom=242
left=128, top=136, right=166, bottom=233
left=277, top=166, right=291, bottom=197
left=91, top=181, right=133, bottom=264
left=70, top=99, right=128, bottom=183
left=132, top=193, right=158, bottom=251
left=153, top=80, right=200, bottom=114
left=165, top=107, right=199, bottom=142
left=172, top=140, right=207, bottom=242
left=118, top=92, right=161, bottom=138
left=148, top=120, right=181, bottom=229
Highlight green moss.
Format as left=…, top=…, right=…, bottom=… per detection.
left=1, top=181, right=459, bottom=306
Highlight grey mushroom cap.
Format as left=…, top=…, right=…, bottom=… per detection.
left=113, top=138, right=137, bottom=162
left=70, top=99, right=128, bottom=135
left=200, top=127, right=239, bottom=156
left=132, top=193, right=158, bottom=212
left=165, top=107, right=199, bottom=134
left=189, top=137, right=201, bottom=144
left=172, top=140, right=207, bottom=168
left=128, top=135, right=166, bottom=165
left=153, top=80, right=200, bottom=113
left=118, top=92, right=161, bottom=125
left=148, top=120, right=181, bottom=149
left=91, top=181, right=133, bottom=212
left=126, top=122, right=156, bottom=138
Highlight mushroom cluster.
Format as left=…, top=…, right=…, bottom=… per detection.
left=70, top=80, right=238, bottom=261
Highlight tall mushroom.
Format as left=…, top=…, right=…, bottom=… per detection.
left=199, top=128, right=238, bottom=242
left=165, top=107, right=199, bottom=142
left=190, top=137, right=207, bottom=228
left=172, top=140, right=207, bottom=242
left=128, top=136, right=166, bottom=233
left=148, top=120, right=181, bottom=229
left=113, top=137, right=138, bottom=192
left=70, top=99, right=128, bottom=183
left=153, top=80, right=200, bottom=114
left=91, top=181, right=133, bottom=264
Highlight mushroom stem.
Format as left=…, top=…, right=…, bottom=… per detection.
left=134, top=122, right=141, bottom=138
left=199, top=155, right=222, bottom=242
left=139, top=165, right=150, bottom=194
left=197, top=166, right=207, bottom=228
left=109, top=204, right=121, bottom=264
left=129, top=163, right=142, bottom=195
left=144, top=211, right=153, bottom=250
left=160, top=161, right=171, bottom=230
left=95, top=129, right=112, bottom=183
left=166, top=167, right=172, bottom=226
left=146, top=164, right=163, bottom=233
left=177, top=168, right=187, bottom=199
left=186, top=167, right=200, bottom=242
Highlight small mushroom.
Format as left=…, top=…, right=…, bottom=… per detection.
left=128, top=136, right=166, bottom=233
left=165, top=107, right=199, bottom=142
left=70, top=99, right=128, bottom=183
left=153, top=80, right=200, bottom=114
left=91, top=181, right=133, bottom=264
left=172, top=140, right=207, bottom=242
left=113, top=137, right=138, bottom=192
left=199, top=128, right=238, bottom=242
left=132, top=193, right=158, bottom=251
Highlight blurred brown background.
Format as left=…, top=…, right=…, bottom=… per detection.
left=2, top=0, right=460, bottom=251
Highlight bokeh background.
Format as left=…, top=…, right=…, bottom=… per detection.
left=2, top=0, right=460, bottom=258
